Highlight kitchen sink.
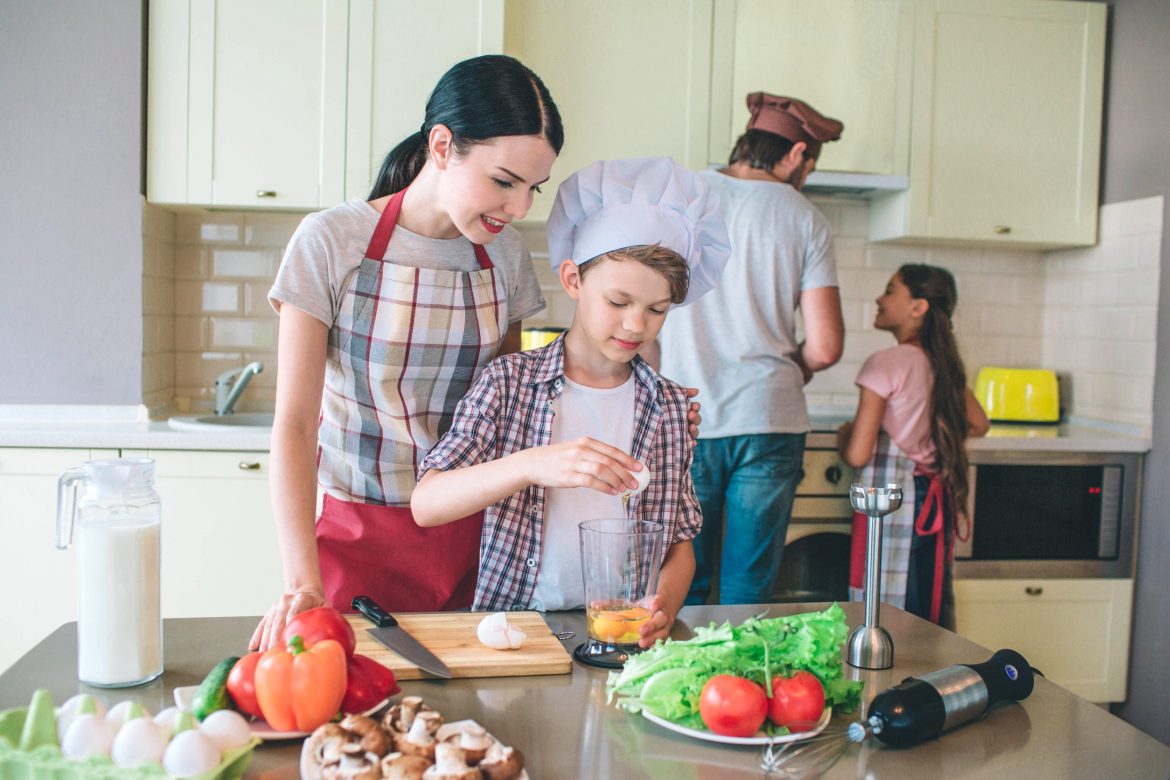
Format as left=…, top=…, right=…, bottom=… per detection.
left=168, top=413, right=275, bottom=431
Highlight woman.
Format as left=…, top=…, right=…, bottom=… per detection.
left=251, top=55, right=563, bottom=651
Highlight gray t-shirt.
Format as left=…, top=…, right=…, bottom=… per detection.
left=657, top=170, right=837, bottom=437
left=269, top=198, right=545, bottom=326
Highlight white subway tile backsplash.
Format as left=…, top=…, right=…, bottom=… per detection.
left=201, top=282, right=241, bottom=314
left=1118, top=195, right=1164, bottom=237
left=211, top=248, right=280, bottom=279
left=174, top=245, right=207, bottom=280
left=210, top=318, right=277, bottom=350
left=866, top=242, right=925, bottom=269
left=244, top=212, right=305, bottom=246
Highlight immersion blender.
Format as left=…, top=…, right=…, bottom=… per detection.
left=851, top=648, right=1037, bottom=747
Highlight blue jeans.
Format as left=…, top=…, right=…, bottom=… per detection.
left=686, top=433, right=806, bottom=605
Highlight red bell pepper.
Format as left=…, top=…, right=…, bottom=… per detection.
left=342, top=653, right=400, bottom=714
left=226, top=651, right=264, bottom=719
left=283, top=606, right=357, bottom=658
left=255, top=635, right=347, bottom=732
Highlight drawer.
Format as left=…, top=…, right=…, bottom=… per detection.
left=797, top=449, right=849, bottom=495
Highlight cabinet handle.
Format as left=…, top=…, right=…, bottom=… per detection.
left=238, top=461, right=261, bottom=471
left=256, top=190, right=277, bottom=198
left=994, top=225, right=1012, bottom=235
left=1024, top=586, right=1044, bottom=596
left=825, top=465, right=843, bottom=484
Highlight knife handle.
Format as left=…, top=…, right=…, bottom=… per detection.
left=352, top=595, right=398, bottom=628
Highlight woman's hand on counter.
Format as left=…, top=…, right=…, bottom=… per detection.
left=250, top=587, right=327, bottom=652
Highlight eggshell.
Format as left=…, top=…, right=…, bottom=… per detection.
left=153, top=706, right=181, bottom=734
left=162, top=730, right=222, bottom=778
left=56, top=694, right=106, bottom=741
left=621, top=462, right=651, bottom=498
left=476, top=612, right=526, bottom=651
left=106, top=700, right=150, bottom=731
left=60, top=713, right=114, bottom=760
left=198, top=709, right=252, bottom=752
left=111, top=716, right=168, bottom=768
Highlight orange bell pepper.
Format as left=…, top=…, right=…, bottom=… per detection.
left=255, top=634, right=347, bottom=732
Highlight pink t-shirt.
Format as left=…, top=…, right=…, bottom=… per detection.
left=855, top=343, right=937, bottom=468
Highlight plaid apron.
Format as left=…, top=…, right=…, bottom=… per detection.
left=316, top=187, right=507, bottom=612
left=848, top=431, right=916, bottom=609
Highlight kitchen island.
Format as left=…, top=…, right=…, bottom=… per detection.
left=2, top=602, right=1168, bottom=778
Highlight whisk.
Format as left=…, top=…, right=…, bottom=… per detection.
left=761, top=649, right=1037, bottom=778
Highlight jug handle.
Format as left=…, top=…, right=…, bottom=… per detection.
left=56, top=467, right=84, bottom=550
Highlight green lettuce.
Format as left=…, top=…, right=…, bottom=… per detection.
left=605, top=603, right=863, bottom=729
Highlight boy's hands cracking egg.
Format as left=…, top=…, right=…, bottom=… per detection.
left=525, top=437, right=642, bottom=494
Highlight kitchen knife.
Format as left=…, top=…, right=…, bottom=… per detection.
left=351, top=595, right=453, bottom=679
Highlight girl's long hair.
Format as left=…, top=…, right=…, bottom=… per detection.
left=899, top=264, right=970, bottom=518
left=368, top=55, right=563, bottom=199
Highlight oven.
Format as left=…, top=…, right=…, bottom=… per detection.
left=771, top=434, right=853, bottom=603
left=956, top=450, right=1141, bottom=579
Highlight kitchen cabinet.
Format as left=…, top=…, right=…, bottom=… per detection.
left=0, top=447, right=118, bottom=673
left=344, top=0, right=505, bottom=200
left=707, top=0, right=914, bottom=177
left=870, top=0, right=1106, bottom=248
left=954, top=578, right=1133, bottom=702
left=123, top=450, right=282, bottom=621
left=147, top=0, right=349, bottom=209
left=503, top=0, right=715, bottom=224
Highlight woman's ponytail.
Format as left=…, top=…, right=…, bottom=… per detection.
left=368, top=130, right=428, bottom=200
left=899, top=264, right=970, bottom=520
left=365, top=55, right=563, bottom=200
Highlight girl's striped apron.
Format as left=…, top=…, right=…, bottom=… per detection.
left=315, top=188, right=508, bottom=612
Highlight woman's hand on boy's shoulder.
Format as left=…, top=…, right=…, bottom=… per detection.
left=636, top=594, right=675, bottom=648
left=523, top=437, right=641, bottom=494
left=685, top=387, right=701, bottom=441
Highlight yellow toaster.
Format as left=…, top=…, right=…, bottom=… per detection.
left=520, top=327, right=565, bottom=351
left=974, top=367, right=1060, bottom=423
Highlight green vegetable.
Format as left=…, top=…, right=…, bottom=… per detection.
left=605, top=603, right=864, bottom=730
left=192, top=656, right=240, bottom=721
left=17, top=689, right=55, bottom=751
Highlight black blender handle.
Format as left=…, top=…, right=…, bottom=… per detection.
left=963, top=648, right=1035, bottom=706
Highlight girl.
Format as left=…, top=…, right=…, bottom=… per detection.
left=837, top=264, right=990, bottom=628
left=250, top=55, right=563, bottom=651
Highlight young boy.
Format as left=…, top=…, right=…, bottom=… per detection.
left=411, top=157, right=730, bottom=647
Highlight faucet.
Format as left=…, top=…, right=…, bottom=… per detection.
left=214, top=361, right=264, bottom=415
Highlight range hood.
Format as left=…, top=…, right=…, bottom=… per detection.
left=802, top=171, right=908, bottom=198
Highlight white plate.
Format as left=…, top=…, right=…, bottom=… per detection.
left=173, top=685, right=389, bottom=741
left=642, top=706, right=831, bottom=746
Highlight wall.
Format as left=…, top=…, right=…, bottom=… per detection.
left=0, top=1, right=145, bottom=404
left=1092, top=0, right=1170, bottom=747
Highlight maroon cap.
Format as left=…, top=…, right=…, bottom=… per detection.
left=745, top=93, right=844, bottom=158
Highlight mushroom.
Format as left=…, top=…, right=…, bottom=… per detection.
left=321, top=744, right=382, bottom=780
left=421, top=742, right=480, bottom=780
left=478, top=742, right=525, bottom=780
left=393, top=710, right=443, bottom=761
left=382, top=696, right=436, bottom=735
left=339, top=714, right=392, bottom=757
left=441, top=723, right=493, bottom=766
left=381, top=751, right=432, bottom=780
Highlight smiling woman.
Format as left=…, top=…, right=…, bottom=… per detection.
left=249, top=54, right=564, bottom=654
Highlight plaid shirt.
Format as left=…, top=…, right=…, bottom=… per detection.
left=419, top=336, right=702, bottom=611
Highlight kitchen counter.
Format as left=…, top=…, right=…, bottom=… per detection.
left=3, top=603, right=1167, bottom=779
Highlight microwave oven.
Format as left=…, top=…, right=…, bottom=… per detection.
left=955, top=451, right=1141, bottom=579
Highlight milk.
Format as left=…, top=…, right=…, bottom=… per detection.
left=76, top=514, right=162, bottom=687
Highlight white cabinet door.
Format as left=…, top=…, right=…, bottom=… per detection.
left=0, top=448, right=118, bottom=673
left=708, top=0, right=913, bottom=176
left=148, top=0, right=348, bottom=209
left=504, top=0, right=714, bottom=224
left=344, top=0, right=504, bottom=200
left=954, top=578, right=1133, bottom=702
left=125, top=450, right=282, bottom=621
left=871, top=0, right=1106, bottom=248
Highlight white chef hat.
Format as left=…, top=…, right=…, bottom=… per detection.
left=546, top=157, right=731, bottom=306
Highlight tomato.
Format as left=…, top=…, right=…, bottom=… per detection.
left=768, top=671, right=826, bottom=730
left=698, top=675, right=767, bottom=737
left=226, top=651, right=264, bottom=719
left=283, top=606, right=356, bottom=658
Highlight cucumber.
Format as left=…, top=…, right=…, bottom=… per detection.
left=191, top=656, right=240, bottom=721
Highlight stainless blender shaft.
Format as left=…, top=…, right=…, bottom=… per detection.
left=847, top=484, right=902, bottom=670
left=863, top=511, right=883, bottom=629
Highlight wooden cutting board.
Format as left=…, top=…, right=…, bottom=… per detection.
left=346, top=611, right=572, bottom=679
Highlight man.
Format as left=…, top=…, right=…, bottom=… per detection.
left=656, top=93, right=846, bottom=605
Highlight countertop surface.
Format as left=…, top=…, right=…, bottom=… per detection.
left=0, top=407, right=1151, bottom=453
left=3, top=603, right=1168, bottom=779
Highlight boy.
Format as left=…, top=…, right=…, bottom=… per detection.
left=411, top=157, right=730, bottom=647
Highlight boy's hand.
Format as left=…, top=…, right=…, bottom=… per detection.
left=637, top=594, right=676, bottom=648
left=526, top=437, right=642, bottom=494
left=684, top=387, right=702, bottom=440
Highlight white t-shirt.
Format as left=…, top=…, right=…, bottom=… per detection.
left=530, top=374, right=637, bottom=611
left=657, top=170, right=837, bottom=437
left=268, top=198, right=545, bottom=327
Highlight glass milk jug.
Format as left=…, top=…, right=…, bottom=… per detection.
left=56, top=458, right=162, bottom=687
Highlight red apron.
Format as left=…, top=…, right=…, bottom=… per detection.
left=316, top=188, right=498, bottom=612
